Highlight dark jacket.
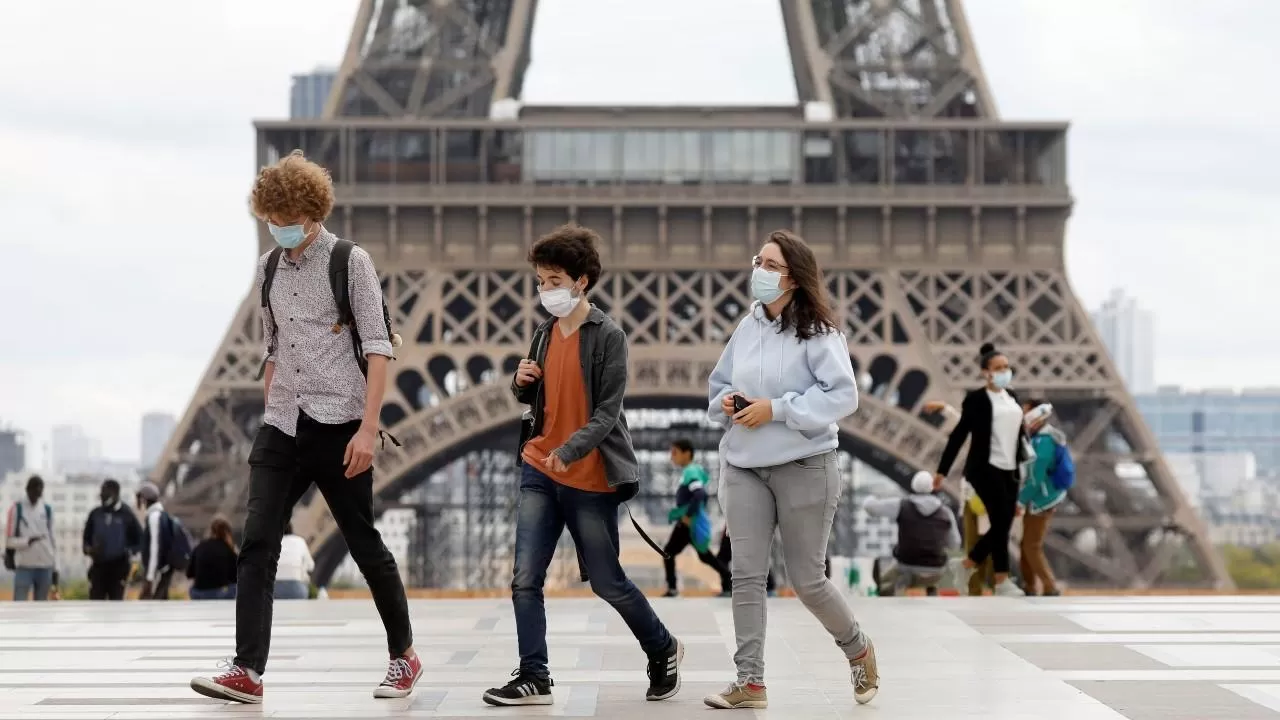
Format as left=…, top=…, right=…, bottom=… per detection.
left=186, top=538, right=239, bottom=590
left=512, top=305, right=640, bottom=501
left=82, top=503, right=142, bottom=563
left=936, top=387, right=1027, bottom=479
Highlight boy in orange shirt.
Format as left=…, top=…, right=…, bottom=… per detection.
left=482, top=224, right=683, bottom=707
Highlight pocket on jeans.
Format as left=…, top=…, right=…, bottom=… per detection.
left=791, top=451, right=832, bottom=471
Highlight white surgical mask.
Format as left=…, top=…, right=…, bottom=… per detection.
left=539, top=287, right=581, bottom=318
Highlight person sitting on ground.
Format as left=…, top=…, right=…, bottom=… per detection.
left=663, top=439, right=731, bottom=597
left=187, top=515, right=239, bottom=600
left=863, top=471, right=960, bottom=596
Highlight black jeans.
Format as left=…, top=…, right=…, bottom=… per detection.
left=967, top=464, right=1020, bottom=574
left=512, top=464, right=672, bottom=678
left=88, top=556, right=130, bottom=600
left=234, top=413, right=413, bottom=675
left=663, top=522, right=730, bottom=592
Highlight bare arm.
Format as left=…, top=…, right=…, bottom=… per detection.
left=360, top=355, right=389, bottom=433
left=263, top=361, right=274, bottom=403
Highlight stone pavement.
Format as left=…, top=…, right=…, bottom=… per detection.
left=4, top=594, right=1280, bottom=718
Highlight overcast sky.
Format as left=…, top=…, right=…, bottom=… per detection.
left=1, top=0, right=1276, bottom=463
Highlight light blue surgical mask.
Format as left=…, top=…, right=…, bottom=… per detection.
left=750, top=267, right=788, bottom=304
left=991, top=369, right=1013, bottom=389
left=268, top=222, right=308, bottom=249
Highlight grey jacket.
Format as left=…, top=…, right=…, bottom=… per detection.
left=512, top=305, right=640, bottom=501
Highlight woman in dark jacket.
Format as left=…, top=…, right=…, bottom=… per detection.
left=186, top=516, right=239, bottom=600
left=933, top=343, right=1027, bottom=597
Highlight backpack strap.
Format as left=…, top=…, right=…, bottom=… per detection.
left=255, top=247, right=285, bottom=381
left=328, top=239, right=366, bottom=376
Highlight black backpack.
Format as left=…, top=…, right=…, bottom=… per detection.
left=255, top=239, right=401, bottom=380
left=162, top=512, right=194, bottom=572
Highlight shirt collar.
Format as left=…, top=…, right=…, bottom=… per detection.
left=284, top=226, right=335, bottom=264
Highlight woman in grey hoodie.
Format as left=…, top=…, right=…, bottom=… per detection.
left=703, top=230, right=875, bottom=710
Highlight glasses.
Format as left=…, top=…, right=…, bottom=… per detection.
left=751, top=255, right=788, bottom=273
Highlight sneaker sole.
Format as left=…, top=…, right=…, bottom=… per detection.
left=855, top=687, right=879, bottom=705
left=645, top=639, right=684, bottom=701
left=482, top=691, right=554, bottom=706
left=704, top=694, right=768, bottom=709
left=190, top=678, right=261, bottom=705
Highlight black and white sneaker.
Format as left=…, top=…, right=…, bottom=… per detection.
left=482, top=670, right=554, bottom=706
left=645, top=638, right=684, bottom=701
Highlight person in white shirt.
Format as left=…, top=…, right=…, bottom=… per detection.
left=274, top=522, right=314, bottom=600
left=4, top=476, right=59, bottom=601
left=136, top=482, right=175, bottom=600
left=932, top=343, right=1027, bottom=597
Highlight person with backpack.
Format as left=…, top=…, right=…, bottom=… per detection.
left=1018, top=402, right=1071, bottom=596
left=862, top=471, right=961, bottom=596
left=190, top=150, right=418, bottom=706
left=136, top=481, right=186, bottom=600
left=83, top=479, right=143, bottom=600
left=4, top=475, right=58, bottom=601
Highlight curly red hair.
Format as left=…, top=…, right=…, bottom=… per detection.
left=249, top=149, right=334, bottom=222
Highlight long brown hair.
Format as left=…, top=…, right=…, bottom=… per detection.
left=766, top=230, right=839, bottom=340
left=209, top=515, right=237, bottom=553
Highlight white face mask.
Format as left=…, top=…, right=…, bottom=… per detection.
left=539, top=287, right=581, bottom=318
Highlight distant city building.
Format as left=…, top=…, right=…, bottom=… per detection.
left=140, top=412, right=177, bottom=469
left=290, top=68, right=337, bottom=119
left=1138, top=387, right=1280, bottom=477
left=0, top=472, right=140, bottom=580
left=1091, top=289, right=1156, bottom=395
left=1165, top=451, right=1256, bottom=501
left=0, top=428, right=24, bottom=476
left=51, top=425, right=100, bottom=475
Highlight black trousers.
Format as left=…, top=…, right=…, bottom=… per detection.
left=88, top=556, right=130, bottom=600
left=233, top=413, right=413, bottom=675
left=967, top=464, right=1020, bottom=574
left=663, top=522, right=730, bottom=592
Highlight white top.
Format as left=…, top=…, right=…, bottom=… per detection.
left=145, top=503, right=165, bottom=582
left=5, top=499, right=57, bottom=570
left=277, top=534, right=315, bottom=583
left=987, top=389, right=1023, bottom=471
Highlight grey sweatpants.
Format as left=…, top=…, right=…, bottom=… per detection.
left=722, top=450, right=867, bottom=683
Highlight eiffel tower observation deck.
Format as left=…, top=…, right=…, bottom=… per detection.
left=155, top=0, right=1229, bottom=593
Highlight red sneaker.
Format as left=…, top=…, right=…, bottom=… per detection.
left=373, top=653, right=422, bottom=698
left=190, top=663, right=262, bottom=705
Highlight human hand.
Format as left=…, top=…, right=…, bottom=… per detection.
left=933, top=473, right=946, bottom=490
left=1015, top=505, right=1025, bottom=517
left=923, top=400, right=948, bottom=414
left=732, top=398, right=773, bottom=429
left=344, top=426, right=377, bottom=478
left=680, top=515, right=692, bottom=527
left=543, top=452, right=568, bottom=474
left=721, top=394, right=737, bottom=417
left=515, top=359, right=543, bottom=387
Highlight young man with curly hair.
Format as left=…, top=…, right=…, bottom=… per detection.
left=190, top=150, right=420, bottom=704
left=481, top=224, right=684, bottom=707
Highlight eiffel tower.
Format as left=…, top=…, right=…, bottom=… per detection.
left=155, top=0, right=1230, bottom=590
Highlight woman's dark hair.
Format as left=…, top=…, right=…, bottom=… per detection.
left=766, top=230, right=838, bottom=340
left=978, top=342, right=1005, bottom=370
left=528, top=223, right=603, bottom=292
left=209, top=515, right=237, bottom=553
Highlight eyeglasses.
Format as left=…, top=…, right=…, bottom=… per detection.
left=751, top=255, right=788, bottom=273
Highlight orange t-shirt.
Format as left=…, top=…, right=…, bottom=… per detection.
left=521, top=326, right=613, bottom=493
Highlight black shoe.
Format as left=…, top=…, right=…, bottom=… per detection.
left=645, top=638, right=684, bottom=701
left=481, top=670, right=554, bottom=706
left=662, top=588, right=679, bottom=598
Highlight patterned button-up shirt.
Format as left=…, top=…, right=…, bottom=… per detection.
left=256, top=227, right=394, bottom=437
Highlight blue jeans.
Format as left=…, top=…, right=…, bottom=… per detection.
left=512, top=464, right=672, bottom=678
left=189, top=584, right=237, bottom=600
left=13, top=567, right=53, bottom=601
left=274, top=580, right=309, bottom=600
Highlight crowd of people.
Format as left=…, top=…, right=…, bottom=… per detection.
left=6, top=150, right=1074, bottom=711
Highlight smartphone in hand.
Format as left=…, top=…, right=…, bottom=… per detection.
left=732, top=394, right=750, bottom=414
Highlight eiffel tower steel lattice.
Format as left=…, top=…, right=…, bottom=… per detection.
left=155, top=0, right=1231, bottom=590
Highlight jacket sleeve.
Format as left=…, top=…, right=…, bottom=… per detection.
left=126, top=510, right=143, bottom=554
left=936, top=392, right=976, bottom=476
left=771, top=330, right=858, bottom=431
left=945, top=509, right=961, bottom=549
left=706, top=328, right=739, bottom=429
left=861, top=497, right=902, bottom=519
left=555, top=326, right=628, bottom=464
left=511, top=330, right=541, bottom=405
left=82, top=510, right=94, bottom=555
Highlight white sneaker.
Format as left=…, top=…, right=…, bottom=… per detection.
left=993, top=579, right=1025, bottom=597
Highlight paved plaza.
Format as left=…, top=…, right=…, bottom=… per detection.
left=6, top=595, right=1280, bottom=718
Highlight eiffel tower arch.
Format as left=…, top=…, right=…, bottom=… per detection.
left=155, top=0, right=1230, bottom=590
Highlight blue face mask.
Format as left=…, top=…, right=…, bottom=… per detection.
left=268, top=222, right=308, bottom=249
left=751, top=267, right=787, bottom=304
left=991, top=369, right=1013, bottom=389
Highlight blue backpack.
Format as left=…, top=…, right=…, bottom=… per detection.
left=1049, top=441, right=1076, bottom=491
